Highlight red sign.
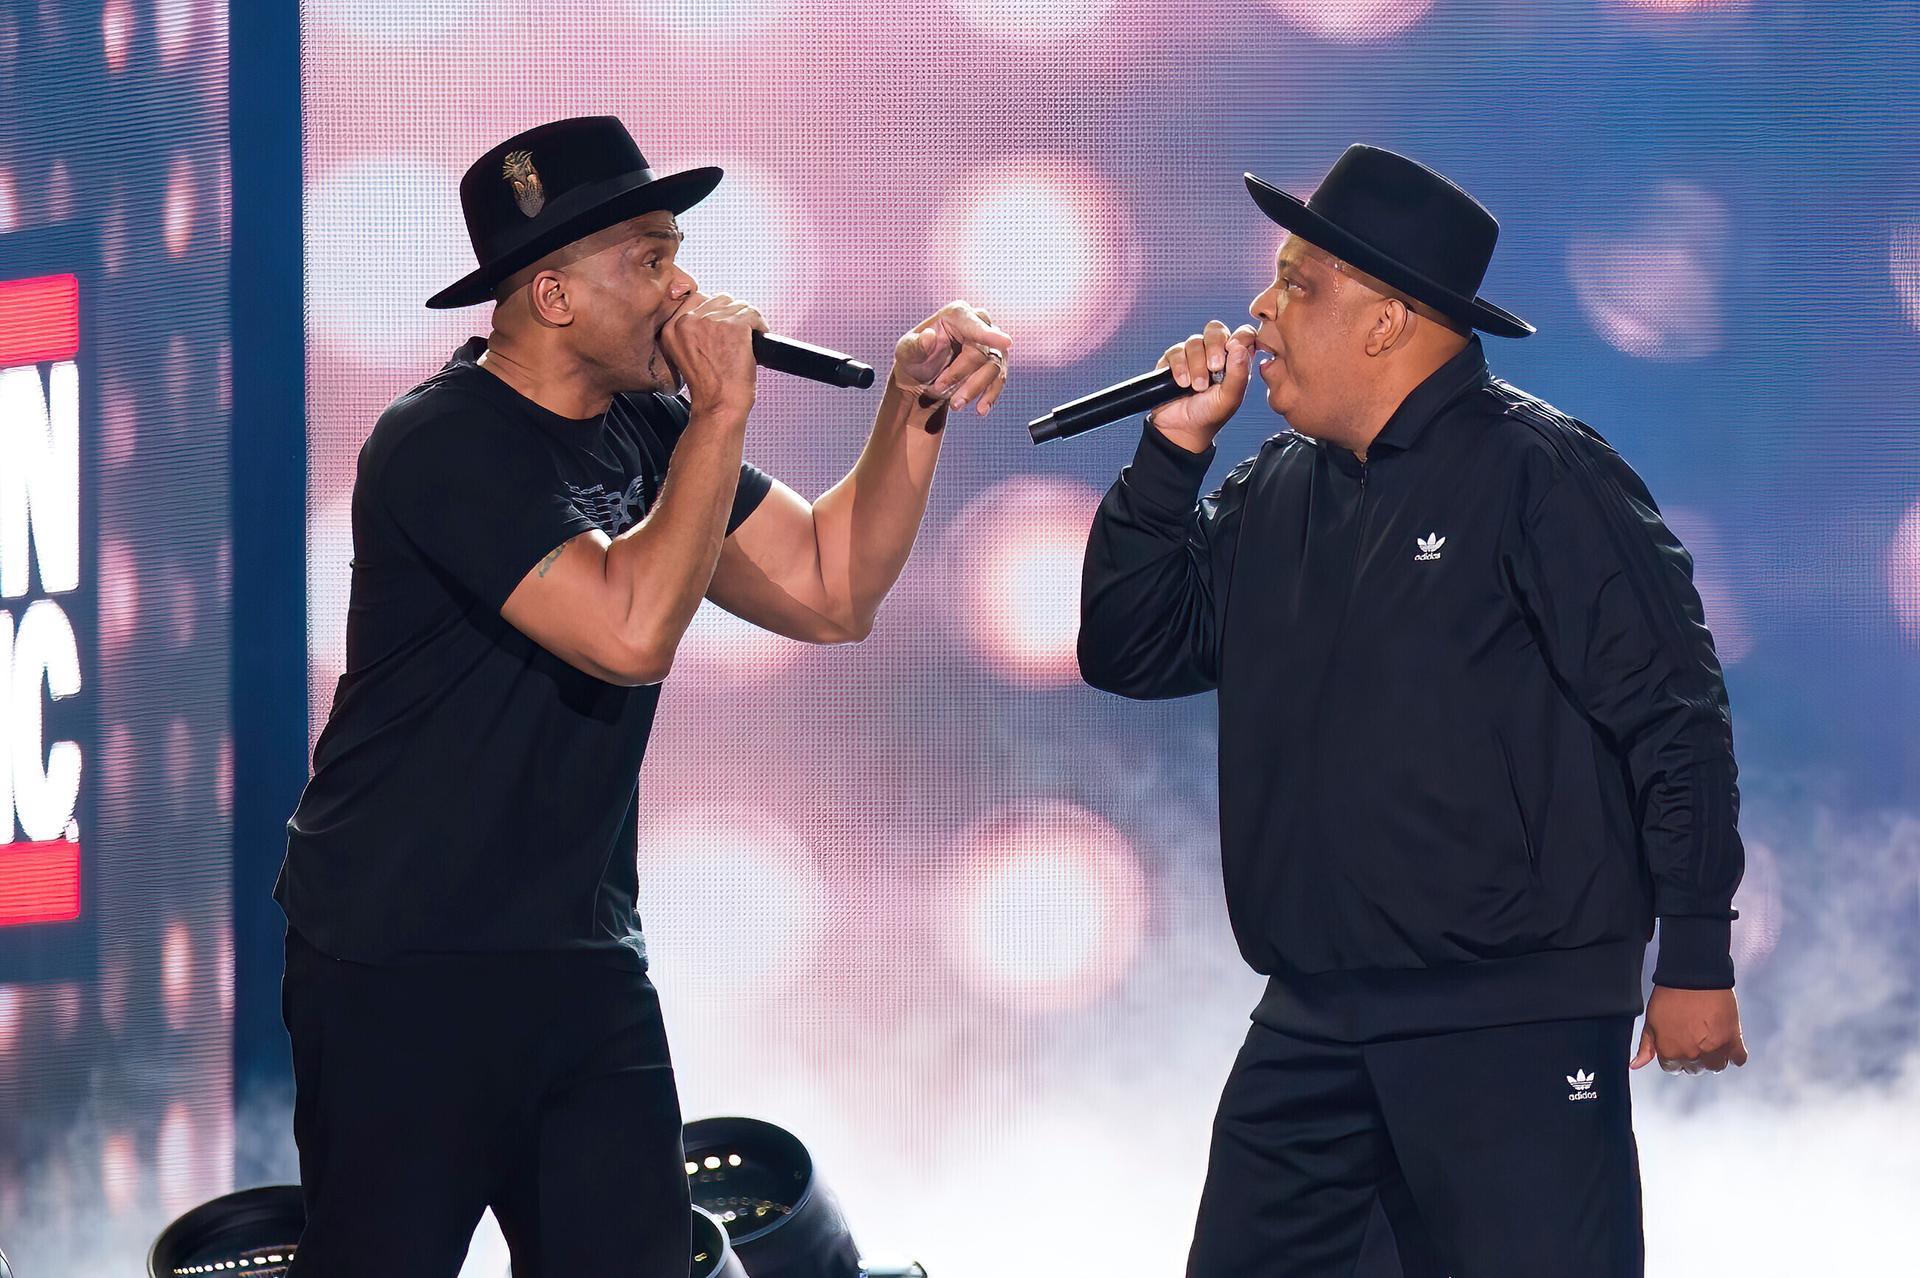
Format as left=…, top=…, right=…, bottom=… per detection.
left=2, top=268, right=86, bottom=929
left=0, top=838, right=81, bottom=925
left=0, top=274, right=80, bottom=367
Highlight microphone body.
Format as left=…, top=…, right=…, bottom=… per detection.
left=752, top=331, right=876, bottom=389
left=1028, top=367, right=1222, bottom=444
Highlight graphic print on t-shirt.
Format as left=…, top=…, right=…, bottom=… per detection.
left=564, top=475, right=651, bottom=535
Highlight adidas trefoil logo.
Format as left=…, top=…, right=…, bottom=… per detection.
left=1414, top=532, right=1446, bottom=562
left=1566, top=1068, right=1597, bottom=1102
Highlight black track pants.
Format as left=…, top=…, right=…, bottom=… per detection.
left=281, top=928, right=689, bottom=1277
left=1187, top=1015, right=1644, bottom=1278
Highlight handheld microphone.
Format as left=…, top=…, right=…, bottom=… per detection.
left=1028, top=366, right=1224, bottom=444
left=752, top=331, right=876, bottom=389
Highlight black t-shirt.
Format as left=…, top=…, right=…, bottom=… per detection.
left=276, top=338, right=772, bottom=968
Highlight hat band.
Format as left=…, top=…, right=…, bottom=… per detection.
left=472, top=166, right=661, bottom=263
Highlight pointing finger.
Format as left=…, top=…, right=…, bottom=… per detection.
left=943, top=312, right=1013, bottom=352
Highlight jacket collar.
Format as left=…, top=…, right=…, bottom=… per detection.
left=1367, top=334, right=1491, bottom=455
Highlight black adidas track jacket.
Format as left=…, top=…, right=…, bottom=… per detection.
left=1079, top=337, right=1744, bottom=1041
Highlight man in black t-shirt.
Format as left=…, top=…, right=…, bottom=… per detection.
left=276, top=117, right=1011, bottom=1276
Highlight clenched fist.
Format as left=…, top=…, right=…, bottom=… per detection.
left=1148, top=319, right=1261, bottom=453
left=660, top=292, right=767, bottom=416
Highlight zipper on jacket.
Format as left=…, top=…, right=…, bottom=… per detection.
left=1347, top=456, right=1371, bottom=581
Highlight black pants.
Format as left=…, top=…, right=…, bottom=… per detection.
left=1187, top=1015, right=1644, bottom=1278
left=280, top=928, right=689, bottom=1277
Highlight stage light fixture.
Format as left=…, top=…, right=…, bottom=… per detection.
left=683, top=1116, right=864, bottom=1278
left=693, top=1202, right=751, bottom=1278
left=147, top=1184, right=303, bottom=1277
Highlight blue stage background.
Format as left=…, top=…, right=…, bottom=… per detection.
left=295, top=2, right=1918, bottom=1274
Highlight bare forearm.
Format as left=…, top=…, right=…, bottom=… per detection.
left=604, top=403, right=747, bottom=665
left=810, top=374, right=948, bottom=632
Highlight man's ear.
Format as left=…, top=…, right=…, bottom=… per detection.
left=529, top=268, right=575, bottom=327
left=1365, top=297, right=1413, bottom=356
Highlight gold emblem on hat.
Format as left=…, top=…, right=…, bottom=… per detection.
left=502, top=150, right=545, bottom=218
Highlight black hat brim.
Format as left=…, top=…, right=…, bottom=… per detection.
left=1243, top=172, right=1535, bottom=339
left=425, top=165, right=724, bottom=310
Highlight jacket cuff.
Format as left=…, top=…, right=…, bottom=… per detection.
left=1122, top=420, right=1216, bottom=517
left=1652, top=915, right=1735, bottom=990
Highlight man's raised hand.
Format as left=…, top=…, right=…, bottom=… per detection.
left=1148, top=320, right=1257, bottom=454
left=894, top=300, right=1013, bottom=415
left=660, top=291, right=767, bottom=416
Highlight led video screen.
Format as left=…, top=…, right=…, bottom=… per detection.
left=300, top=2, right=1920, bottom=1272
left=0, top=1, right=234, bottom=1269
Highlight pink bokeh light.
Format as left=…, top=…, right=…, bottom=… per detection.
left=1890, top=222, right=1920, bottom=333
left=162, top=922, right=193, bottom=1031
left=100, top=722, right=135, bottom=813
left=100, top=193, right=128, bottom=274
left=98, top=536, right=141, bottom=663
left=675, top=601, right=806, bottom=680
left=1568, top=181, right=1728, bottom=361
left=100, top=1131, right=139, bottom=1214
left=214, top=923, right=234, bottom=1019
left=635, top=808, right=825, bottom=1006
left=945, top=475, right=1105, bottom=688
left=1731, top=839, right=1782, bottom=974
left=50, top=982, right=82, bottom=1037
left=315, top=0, right=482, bottom=43
left=307, top=494, right=354, bottom=718
left=1887, top=499, right=1920, bottom=645
left=47, top=157, right=74, bottom=221
left=940, top=801, right=1147, bottom=1011
left=1665, top=507, right=1754, bottom=664
left=929, top=156, right=1139, bottom=367
left=101, top=0, right=132, bottom=73
left=946, top=0, right=1119, bottom=42
left=163, top=154, right=196, bottom=257
left=1262, top=0, right=1436, bottom=42
left=675, top=161, right=819, bottom=331
left=0, top=985, right=21, bottom=1060
left=304, top=154, right=473, bottom=367
left=214, top=733, right=234, bottom=821
left=101, top=372, right=138, bottom=468
left=155, top=0, right=198, bottom=66
left=156, top=1103, right=198, bottom=1214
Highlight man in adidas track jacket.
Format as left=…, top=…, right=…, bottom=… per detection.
left=1078, top=146, right=1748, bottom=1277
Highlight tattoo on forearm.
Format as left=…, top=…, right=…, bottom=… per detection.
left=536, top=543, right=566, bottom=577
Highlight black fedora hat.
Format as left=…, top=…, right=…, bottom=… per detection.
left=426, top=115, right=722, bottom=310
left=1244, top=145, right=1534, bottom=338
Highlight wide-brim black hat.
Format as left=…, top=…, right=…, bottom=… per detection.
left=1244, top=145, right=1534, bottom=339
left=427, top=115, right=721, bottom=310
